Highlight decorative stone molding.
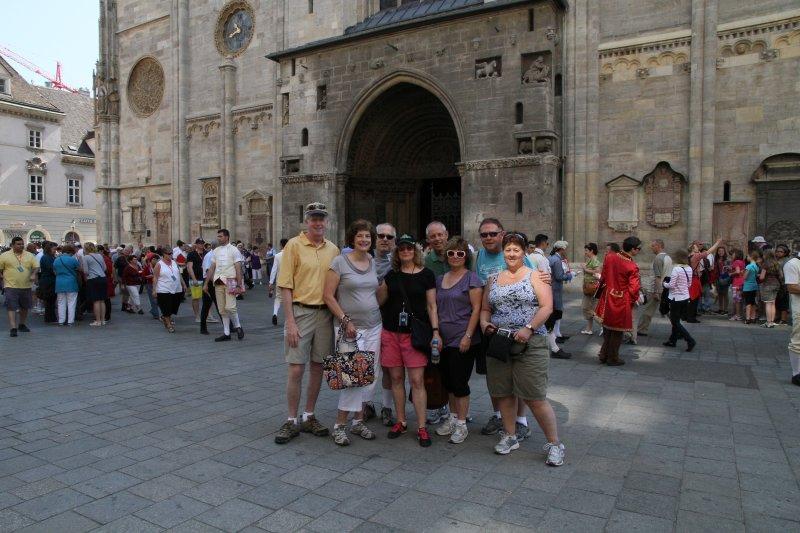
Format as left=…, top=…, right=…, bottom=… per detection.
left=186, top=113, right=222, bottom=140
left=717, top=14, right=800, bottom=66
left=26, top=157, right=47, bottom=174
left=369, top=58, right=385, bottom=70
left=760, top=48, right=779, bottom=61
left=231, top=103, right=273, bottom=133
left=458, top=155, right=560, bottom=171
left=279, top=173, right=347, bottom=185
left=599, top=32, right=690, bottom=82
left=545, top=28, right=558, bottom=43
left=636, top=67, right=650, bottom=79
left=127, top=56, right=164, bottom=117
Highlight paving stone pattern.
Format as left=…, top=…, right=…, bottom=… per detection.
left=0, top=286, right=798, bottom=532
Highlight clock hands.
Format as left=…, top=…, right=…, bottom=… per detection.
left=228, top=22, right=241, bottom=39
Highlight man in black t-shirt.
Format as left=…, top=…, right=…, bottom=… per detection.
left=186, top=239, right=206, bottom=324
left=114, top=246, right=132, bottom=312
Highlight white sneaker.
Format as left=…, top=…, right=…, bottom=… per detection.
left=543, top=442, right=565, bottom=466
left=494, top=433, right=519, bottom=455
left=195, top=317, right=201, bottom=323
left=450, top=422, right=468, bottom=444
left=207, top=316, right=220, bottom=323
left=436, top=415, right=456, bottom=436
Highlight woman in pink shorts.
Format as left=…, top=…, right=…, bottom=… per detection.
left=377, top=234, right=441, bottom=447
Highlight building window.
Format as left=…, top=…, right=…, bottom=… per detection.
left=554, top=74, right=562, bottom=96
left=28, top=129, right=42, bottom=149
left=0, top=78, right=8, bottom=94
left=308, top=0, right=313, bottom=13
left=298, top=204, right=304, bottom=223
left=528, top=9, right=535, bottom=31
left=291, top=58, right=296, bottom=76
left=67, top=177, right=81, bottom=205
left=723, top=180, right=731, bottom=202
left=316, top=85, right=327, bottom=110
left=515, top=102, right=523, bottom=124
left=301, top=128, right=309, bottom=146
left=29, top=175, right=44, bottom=202
left=516, top=192, right=523, bottom=214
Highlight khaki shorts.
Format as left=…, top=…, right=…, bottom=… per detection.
left=581, top=294, right=596, bottom=321
left=486, top=335, right=549, bottom=401
left=285, top=305, right=333, bottom=364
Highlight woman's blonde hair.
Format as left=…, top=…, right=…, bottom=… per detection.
left=84, top=242, right=97, bottom=253
left=672, top=248, right=688, bottom=264
left=391, top=243, right=423, bottom=272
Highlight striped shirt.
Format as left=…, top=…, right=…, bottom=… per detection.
left=666, top=265, right=692, bottom=302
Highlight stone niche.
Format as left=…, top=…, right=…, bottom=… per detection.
left=605, top=175, right=640, bottom=233
left=475, top=56, right=502, bottom=79
left=521, top=51, right=552, bottom=85
left=643, top=162, right=685, bottom=228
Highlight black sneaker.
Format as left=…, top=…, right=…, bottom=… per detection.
left=550, top=350, right=572, bottom=359
left=18, top=324, right=30, bottom=333
left=215, top=334, right=231, bottom=342
left=10, top=328, right=17, bottom=337
left=638, top=332, right=649, bottom=337
left=236, top=327, right=245, bottom=340
left=686, top=340, right=696, bottom=352
left=272, top=314, right=278, bottom=326
left=200, top=328, right=209, bottom=335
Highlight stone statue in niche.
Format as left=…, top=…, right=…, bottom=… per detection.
left=643, top=162, right=685, bottom=228
left=475, top=58, right=501, bottom=79
left=522, top=55, right=550, bottom=84
left=518, top=139, right=533, bottom=154
left=534, top=137, right=553, bottom=154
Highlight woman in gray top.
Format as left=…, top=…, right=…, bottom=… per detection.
left=323, top=219, right=382, bottom=446
left=81, top=242, right=108, bottom=327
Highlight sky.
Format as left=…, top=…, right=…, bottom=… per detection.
left=0, top=0, right=99, bottom=91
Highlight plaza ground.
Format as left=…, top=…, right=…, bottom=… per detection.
left=0, top=285, right=798, bottom=532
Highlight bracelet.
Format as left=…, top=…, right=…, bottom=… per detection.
left=465, top=333, right=472, bottom=339
left=432, top=327, right=439, bottom=332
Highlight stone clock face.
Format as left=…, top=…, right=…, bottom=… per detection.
left=216, top=2, right=254, bottom=57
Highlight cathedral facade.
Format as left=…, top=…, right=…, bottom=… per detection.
left=95, top=0, right=800, bottom=254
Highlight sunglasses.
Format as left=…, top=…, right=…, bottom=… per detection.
left=446, top=250, right=467, bottom=258
left=479, top=231, right=500, bottom=238
left=377, top=234, right=395, bottom=241
left=397, top=244, right=415, bottom=251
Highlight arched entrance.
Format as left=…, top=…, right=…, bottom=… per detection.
left=345, top=82, right=461, bottom=237
left=64, top=231, right=81, bottom=244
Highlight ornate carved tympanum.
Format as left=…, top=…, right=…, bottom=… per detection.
left=127, top=57, right=164, bottom=117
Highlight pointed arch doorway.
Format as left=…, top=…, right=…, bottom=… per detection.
left=344, top=82, right=462, bottom=237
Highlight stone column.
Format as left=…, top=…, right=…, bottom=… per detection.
left=174, top=0, right=190, bottom=239
left=110, top=122, right=121, bottom=244
left=699, top=0, right=718, bottom=241
left=220, top=62, right=237, bottom=232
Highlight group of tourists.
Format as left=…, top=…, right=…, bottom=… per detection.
left=266, top=202, right=564, bottom=465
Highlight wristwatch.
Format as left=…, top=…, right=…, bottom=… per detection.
left=524, top=323, right=535, bottom=331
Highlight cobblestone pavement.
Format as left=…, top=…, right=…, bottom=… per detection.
left=0, top=285, right=798, bottom=532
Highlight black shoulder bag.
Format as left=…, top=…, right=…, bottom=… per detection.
left=396, top=272, right=433, bottom=354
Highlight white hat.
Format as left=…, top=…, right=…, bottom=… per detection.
left=552, top=240, right=569, bottom=250
left=752, top=236, right=766, bottom=243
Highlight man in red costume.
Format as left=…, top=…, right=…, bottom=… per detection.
left=595, top=236, right=642, bottom=366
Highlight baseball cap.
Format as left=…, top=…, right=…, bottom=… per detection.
left=396, top=234, right=416, bottom=246
left=194, top=238, right=205, bottom=244
left=304, top=202, right=328, bottom=218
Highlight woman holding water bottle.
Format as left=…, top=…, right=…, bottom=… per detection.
left=377, top=234, right=440, bottom=447
left=433, top=237, right=484, bottom=444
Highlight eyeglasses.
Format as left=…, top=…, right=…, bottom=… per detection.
left=479, top=232, right=500, bottom=238
left=377, top=234, right=396, bottom=241
left=446, top=250, right=467, bottom=258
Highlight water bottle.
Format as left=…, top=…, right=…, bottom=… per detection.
left=430, top=338, right=440, bottom=365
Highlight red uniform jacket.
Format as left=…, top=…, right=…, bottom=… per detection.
left=595, top=252, right=641, bottom=332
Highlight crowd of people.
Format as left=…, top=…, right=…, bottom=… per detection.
left=1, top=201, right=798, bottom=464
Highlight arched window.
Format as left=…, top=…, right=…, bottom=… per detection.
left=301, top=128, right=309, bottom=147
left=515, top=192, right=523, bottom=214
left=554, top=74, right=562, bottom=96
left=308, top=0, right=313, bottom=14
left=515, top=102, right=523, bottom=124
left=723, top=180, right=731, bottom=202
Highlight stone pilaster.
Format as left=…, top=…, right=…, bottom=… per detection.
left=220, top=62, right=237, bottom=233
left=175, top=0, right=190, bottom=239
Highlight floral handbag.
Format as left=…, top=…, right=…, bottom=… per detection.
left=323, top=328, right=375, bottom=391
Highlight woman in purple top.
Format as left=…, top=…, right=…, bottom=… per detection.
left=434, top=237, right=484, bottom=443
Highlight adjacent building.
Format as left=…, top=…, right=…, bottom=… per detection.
left=95, top=0, right=800, bottom=257
left=0, top=57, right=96, bottom=246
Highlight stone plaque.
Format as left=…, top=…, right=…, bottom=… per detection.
left=644, top=162, right=684, bottom=228
left=127, top=57, right=165, bottom=117
left=605, top=175, right=640, bottom=232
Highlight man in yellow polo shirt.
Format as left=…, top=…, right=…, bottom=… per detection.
left=274, top=202, right=339, bottom=444
left=0, top=236, right=39, bottom=337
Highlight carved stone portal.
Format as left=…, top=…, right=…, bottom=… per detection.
left=643, top=162, right=685, bottom=228
left=606, top=175, right=640, bottom=232
left=127, top=57, right=164, bottom=117
left=475, top=57, right=501, bottom=79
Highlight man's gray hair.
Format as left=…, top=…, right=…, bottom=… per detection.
left=652, top=239, right=665, bottom=248
left=376, top=222, right=396, bottom=235
left=425, top=221, right=447, bottom=237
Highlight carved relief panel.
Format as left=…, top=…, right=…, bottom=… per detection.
left=201, top=178, right=220, bottom=226
left=475, top=57, right=502, bottom=79
left=605, top=175, right=640, bottom=232
left=643, top=162, right=685, bottom=228
left=521, top=52, right=551, bottom=84
left=127, top=57, right=165, bottom=117
left=154, top=201, right=172, bottom=247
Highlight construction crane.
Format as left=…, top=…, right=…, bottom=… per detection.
left=0, top=44, right=79, bottom=93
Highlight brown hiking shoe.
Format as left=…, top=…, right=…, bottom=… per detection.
left=274, top=421, right=300, bottom=444
left=300, top=415, right=330, bottom=437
